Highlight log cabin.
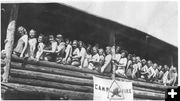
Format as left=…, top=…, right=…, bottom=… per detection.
left=1, top=3, right=178, bottom=100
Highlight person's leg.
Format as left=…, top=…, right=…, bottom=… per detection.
left=71, top=61, right=80, bottom=67
left=66, top=57, right=71, bottom=65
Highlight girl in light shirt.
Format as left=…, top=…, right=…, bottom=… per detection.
left=115, top=50, right=128, bottom=77
left=13, top=26, right=28, bottom=58
left=35, top=34, right=45, bottom=61
left=83, top=44, right=92, bottom=68
left=88, top=46, right=100, bottom=70
left=71, top=40, right=81, bottom=66
left=43, top=35, right=58, bottom=62
left=26, top=29, right=37, bottom=59
left=63, top=38, right=72, bottom=65
left=79, top=41, right=87, bottom=68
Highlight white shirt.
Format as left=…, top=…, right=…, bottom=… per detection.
left=91, top=53, right=100, bottom=62
left=27, top=38, right=37, bottom=57
left=119, top=57, right=127, bottom=67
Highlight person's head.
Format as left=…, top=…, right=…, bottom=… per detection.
left=136, top=56, right=141, bottom=62
left=141, top=59, right=146, bottom=65
left=56, top=34, right=63, bottom=43
left=86, top=44, right=92, bottom=54
left=79, top=41, right=85, bottom=48
left=121, top=50, right=128, bottom=58
left=171, top=67, right=177, bottom=73
left=158, top=65, right=162, bottom=70
left=98, top=48, right=104, bottom=56
left=164, top=65, right=169, bottom=71
left=147, top=60, right=153, bottom=67
left=87, top=44, right=92, bottom=49
left=127, top=54, right=132, bottom=60
left=95, top=43, right=99, bottom=49
left=132, top=56, right=136, bottom=63
left=65, top=38, right=70, bottom=45
left=111, top=46, right=116, bottom=55
left=38, top=34, right=44, bottom=43
left=115, top=46, right=121, bottom=53
left=17, top=26, right=27, bottom=36
left=92, top=46, right=98, bottom=55
left=153, top=63, right=158, bottom=69
left=49, top=35, right=55, bottom=42
left=29, top=29, right=37, bottom=38
left=106, top=46, right=112, bottom=55
left=72, top=40, right=78, bottom=48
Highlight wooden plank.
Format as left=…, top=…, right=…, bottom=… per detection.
left=11, top=62, right=93, bottom=79
left=10, top=69, right=93, bottom=86
left=1, top=83, right=93, bottom=100
left=2, top=82, right=164, bottom=100
left=9, top=76, right=93, bottom=93
left=11, top=56, right=103, bottom=75
left=2, top=4, right=19, bottom=82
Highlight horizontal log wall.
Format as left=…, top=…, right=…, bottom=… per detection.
left=11, top=56, right=171, bottom=90
left=3, top=56, right=168, bottom=100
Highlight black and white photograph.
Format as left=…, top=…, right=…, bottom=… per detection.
left=1, top=0, right=179, bottom=100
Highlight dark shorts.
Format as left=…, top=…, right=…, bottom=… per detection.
left=44, top=53, right=57, bottom=62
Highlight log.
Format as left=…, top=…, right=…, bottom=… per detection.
left=10, top=69, right=93, bottom=86
left=1, top=83, right=93, bottom=100
left=11, top=56, right=104, bottom=75
left=134, top=90, right=164, bottom=100
left=2, top=4, right=19, bottom=82
left=11, top=62, right=93, bottom=79
left=9, top=76, right=93, bottom=93
left=2, top=82, right=164, bottom=100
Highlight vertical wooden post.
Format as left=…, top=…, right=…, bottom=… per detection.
left=111, top=32, right=116, bottom=80
left=2, top=4, right=19, bottom=82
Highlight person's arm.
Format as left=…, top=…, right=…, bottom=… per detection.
left=44, top=42, right=57, bottom=53
left=101, top=55, right=112, bottom=73
left=148, top=68, right=154, bottom=78
left=126, top=60, right=132, bottom=70
left=36, top=44, right=45, bottom=61
left=80, top=49, right=86, bottom=68
left=20, top=36, right=28, bottom=58
left=168, top=73, right=177, bottom=86
left=63, top=45, right=72, bottom=61
left=32, top=39, right=37, bottom=57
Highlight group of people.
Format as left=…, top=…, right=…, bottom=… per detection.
left=10, top=26, right=177, bottom=86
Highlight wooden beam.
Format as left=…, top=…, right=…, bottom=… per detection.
left=11, top=56, right=102, bottom=75
left=10, top=69, right=93, bottom=86
left=1, top=82, right=164, bottom=100
left=9, top=76, right=93, bottom=93
left=9, top=76, right=164, bottom=94
left=1, top=83, right=93, bottom=100
left=2, top=4, right=19, bottom=82
left=11, top=62, right=93, bottom=79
